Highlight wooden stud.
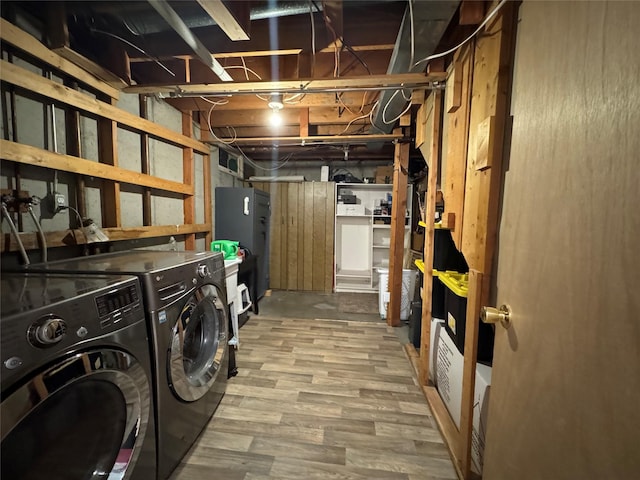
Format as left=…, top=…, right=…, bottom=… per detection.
left=139, top=96, right=152, bottom=226
left=442, top=42, right=475, bottom=247
left=417, top=90, right=443, bottom=384
left=460, top=269, right=483, bottom=478
left=0, top=60, right=208, bottom=154
left=0, top=140, right=192, bottom=195
left=0, top=224, right=210, bottom=252
left=446, top=59, right=463, bottom=113
left=387, top=129, right=410, bottom=327
left=459, top=1, right=486, bottom=25
left=182, top=112, right=196, bottom=250
left=98, top=98, right=120, bottom=228
left=0, top=18, right=118, bottom=99
left=299, top=108, right=310, bottom=138
left=195, top=0, right=250, bottom=41
left=203, top=153, right=212, bottom=247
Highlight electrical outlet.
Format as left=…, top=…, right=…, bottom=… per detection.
left=54, top=193, right=66, bottom=209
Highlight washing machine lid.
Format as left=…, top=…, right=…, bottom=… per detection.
left=21, top=250, right=223, bottom=276
left=168, top=284, right=228, bottom=402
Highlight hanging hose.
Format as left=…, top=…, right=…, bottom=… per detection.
left=27, top=204, right=47, bottom=263
left=1, top=204, right=30, bottom=265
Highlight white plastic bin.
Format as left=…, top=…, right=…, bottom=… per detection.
left=377, top=268, right=417, bottom=320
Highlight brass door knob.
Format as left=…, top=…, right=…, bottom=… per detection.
left=481, top=305, right=512, bottom=329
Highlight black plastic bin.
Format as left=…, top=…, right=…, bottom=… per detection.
left=439, top=272, right=494, bottom=363
left=433, top=228, right=468, bottom=272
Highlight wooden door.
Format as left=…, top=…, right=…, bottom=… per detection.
left=483, top=2, right=640, bottom=478
left=251, top=182, right=334, bottom=292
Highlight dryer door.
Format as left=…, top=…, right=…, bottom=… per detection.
left=168, top=283, right=228, bottom=402
left=1, top=349, right=150, bottom=480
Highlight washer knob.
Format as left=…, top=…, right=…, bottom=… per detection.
left=197, top=264, right=210, bottom=278
left=29, top=316, right=67, bottom=348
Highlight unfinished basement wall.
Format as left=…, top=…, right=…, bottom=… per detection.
left=0, top=13, right=213, bottom=261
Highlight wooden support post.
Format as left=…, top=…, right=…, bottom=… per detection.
left=299, top=108, right=309, bottom=137
left=98, top=98, right=120, bottom=228
left=182, top=112, right=196, bottom=250
left=65, top=81, right=86, bottom=218
left=139, top=96, right=152, bottom=226
left=203, top=153, right=212, bottom=247
left=417, top=90, right=443, bottom=384
left=387, top=128, right=409, bottom=327
left=442, top=42, right=474, bottom=246
left=460, top=269, right=482, bottom=478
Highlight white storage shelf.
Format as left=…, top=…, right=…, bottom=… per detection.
left=334, top=183, right=412, bottom=293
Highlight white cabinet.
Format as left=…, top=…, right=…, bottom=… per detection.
left=334, top=183, right=411, bottom=292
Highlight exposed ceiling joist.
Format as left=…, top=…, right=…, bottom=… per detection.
left=195, top=0, right=250, bottom=41
left=124, top=72, right=446, bottom=96
left=147, top=0, right=233, bottom=81
left=207, top=133, right=404, bottom=146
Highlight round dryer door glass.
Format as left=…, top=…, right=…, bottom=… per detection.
left=1, top=350, right=149, bottom=480
left=169, top=284, right=227, bottom=402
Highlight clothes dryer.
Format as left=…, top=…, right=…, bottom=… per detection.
left=20, top=250, right=231, bottom=479
left=0, top=272, right=155, bottom=480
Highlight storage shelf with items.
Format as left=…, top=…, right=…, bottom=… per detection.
left=334, top=183, right=411, bottom=292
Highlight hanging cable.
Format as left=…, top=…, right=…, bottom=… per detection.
left=309, top=1, right=316, bottom=77
left=1, top=203, right=30, bottom=265
left=413, top=0, right=508, bottom=67
left=90, top=27, right=176, bottom=77
left=27, top=203, right=47, bottom=263
left=58, top=206, right=90, bottom=246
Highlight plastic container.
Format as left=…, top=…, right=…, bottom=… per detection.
left=439, top=271, right=494, bottom=363
left=433, top=228, right=469, bottom=272
left=377, top=268, right=418, bottom=321
left=211, top=240, right=239, bottom=260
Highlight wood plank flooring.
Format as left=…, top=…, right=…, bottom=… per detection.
left=170, top=316, right=456, bottom=480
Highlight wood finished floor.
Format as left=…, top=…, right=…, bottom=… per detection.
left=169, top=316, right=456, bottom=480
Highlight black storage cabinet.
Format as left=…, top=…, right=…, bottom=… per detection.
left=215, top=187, right=270, bottom=299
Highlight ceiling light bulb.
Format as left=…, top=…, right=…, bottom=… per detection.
left=268, top=93, right=284, bottom=110
left=269, top=109, right=283, bottom=127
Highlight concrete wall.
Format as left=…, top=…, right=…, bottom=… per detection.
left=0, top=12, right=231, bottom=257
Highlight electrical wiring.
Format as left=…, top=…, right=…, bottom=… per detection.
left=309, top=1, right=316, bottom=77
left=381, top=89, right=413, bottom=125
left=413, top=0, right=508, bottom=68
left=90, top=27, right=175, bottom=77
left=1, top=203, right=30, bottom=265
left=337, top=101, right=379, bottom=136
left=60, top=206, right=90, bottom=246
left=236, top=144, right=294, bottom=171
left=205, top=101, right=236, bottom=145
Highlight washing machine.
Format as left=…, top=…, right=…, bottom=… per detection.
left=0, top=272, right=155, bottom=480
left=20, top=250, right=231, bottom=479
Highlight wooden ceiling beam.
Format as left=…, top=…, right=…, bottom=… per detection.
left=205, top=107, right=374, bottom=128
left=166, top=91, right=370, bottom=111
left=207, top=133, right=403, bottom=146
left=124, top=72, right=445, bottom=95
left=195, top=0, right=250, bottom=41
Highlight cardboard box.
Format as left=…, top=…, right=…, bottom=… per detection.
left=471, top=364, right=492, bottom=475
left=435, top=329, right=492, bottom=474
left=375, top=166, right=394, bottom=184
left=435, top=326, right=464, bottom=428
